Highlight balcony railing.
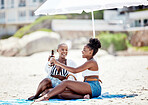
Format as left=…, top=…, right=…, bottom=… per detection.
left=7, top=5, right=14, bottom=8
left=0, top=19, right=5, bottom=24
left=18, top=3, right=26, bottom=7
left=0, top=4, right=5, bottom=9
left=7, top=18, right=16, bottom=22
left=18, top=17, right=26, bottom=21
left=29, top=16, right=38, bottom=20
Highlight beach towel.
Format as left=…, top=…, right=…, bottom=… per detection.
left=0, top=92, right=138, bottom=105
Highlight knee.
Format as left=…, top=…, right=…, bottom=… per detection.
left=40, top=78, right=51, bottom=85
left=61, top=80, right=71, bottom=85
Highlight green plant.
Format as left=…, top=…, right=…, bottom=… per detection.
left=93, top=10, right=104, bottom=19
left=134, top=46, right=148, bottom=51
left=37, top=28, right=52, bottom=32
left=67, top=10, right=104, bottom=19
left=13, top=15, right=67, bottom=38
left=13, top=25, right=32, bottom=38
left=126, top=39, right=148, bottom=51
left=1, top=34, right=12, bottom=39
left=34, top=15, right=67, bottom=25
left=96, top=32, right=127, bottom=51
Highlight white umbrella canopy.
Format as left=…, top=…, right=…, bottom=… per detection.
left=35, top=0, right=148, bottom=38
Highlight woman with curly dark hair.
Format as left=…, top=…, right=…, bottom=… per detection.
left=35, top=38, right=102, bottom=101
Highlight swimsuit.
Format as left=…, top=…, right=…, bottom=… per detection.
left=82, top=69, right=101, bottom=97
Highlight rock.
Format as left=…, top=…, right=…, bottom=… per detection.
left=17, top=31, right=60, bottom=56
left=130, top=30, right=148, bottom=47
left=0, top=31, right=60, bottom=56
left=107, top=43, right=116, bottom=56
left=64, top=40, right=72, bottom=49
left=71, top=37, right=89, bottom=49
left=0, top=37, right=20, bottom=56
left=96, top=49, right=109, bottom=57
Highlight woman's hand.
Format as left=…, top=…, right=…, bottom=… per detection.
left=48, top=56, right=54, bottom=66
left=50, top=57, right=57, bottom=65
left=48, top=56, right=52, bottom=61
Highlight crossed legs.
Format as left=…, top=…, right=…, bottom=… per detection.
left=35, top=80, right=92, bottom=101
left=40, top=88, right=89, bottom=99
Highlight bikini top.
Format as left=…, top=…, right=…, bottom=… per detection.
left=50, top=64, right=69, bottom=77
left=51, top=59, right=68, bottom=77
left=82, top=69, right=99, bottom=77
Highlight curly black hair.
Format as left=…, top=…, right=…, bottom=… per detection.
left=87, top=38, right=101, bottom=56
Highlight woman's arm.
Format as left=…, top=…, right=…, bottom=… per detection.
left=50, top=58, right=93, bottom=73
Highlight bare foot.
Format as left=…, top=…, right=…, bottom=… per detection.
left=35, top=95, right=49, bottom=102
left=83, top=94, right=90, bottom=99
left=28, top=96, right=38, bottom=100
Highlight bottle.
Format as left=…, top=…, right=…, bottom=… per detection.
left=49, top=50, right=54, bottom=66
left=51, top=50, right=54, bottom=57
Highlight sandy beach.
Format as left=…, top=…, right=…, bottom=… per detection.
left=0, top=49, right=148, bottom=105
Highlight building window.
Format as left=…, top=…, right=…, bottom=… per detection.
left=135, top=20, right=141, bottom=27
left=0, top=0, right=5, bottom=9
left=19, top=0, right=26, bottom=7
left=40, top=0, right=45, bottom=3
left=29, top=10, right=34, bottom=17
left=32, top=0, right=45, bottom=3
left=144, top=19, right=148, bottom=26
left=19, top=11, right=26, bottom=17
left=11, top=0, right=14, bottom=8
left=0, top=12, right=5, bottom=19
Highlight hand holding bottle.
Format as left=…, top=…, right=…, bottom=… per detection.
left=50, top=57, right=56, bottom=65
left=48, top=50, right=54, bottom=66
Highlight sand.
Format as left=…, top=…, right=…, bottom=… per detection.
left=0, top=50, right=148, bottom=105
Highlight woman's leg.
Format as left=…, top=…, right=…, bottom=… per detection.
left=58, top=91, right=84, bottom=99
left=35, top=80, right=92, bottom=101
left=40, top=88, right=53, bottom=96
left=41, top=88, right=84, bottom=99
left=28, top=78, right=52, bottom=100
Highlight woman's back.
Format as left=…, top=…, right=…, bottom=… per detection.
left=82, top=69, right=99, bottom=77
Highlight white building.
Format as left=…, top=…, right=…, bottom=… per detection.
left=104, top=6, right=148, bottom=29
left=1, top=2, right=147, bottom=38
left=0, top=0, right=45, bottom=38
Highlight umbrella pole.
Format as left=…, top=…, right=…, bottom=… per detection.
left=91, top=11, right=95, bottom=38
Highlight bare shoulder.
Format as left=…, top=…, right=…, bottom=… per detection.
left=86, top=59, right=98, bottom=70
left=86, top=59, right=98, bottom=65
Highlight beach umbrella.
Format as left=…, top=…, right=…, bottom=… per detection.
left=35, top=0, right=148, bottom=38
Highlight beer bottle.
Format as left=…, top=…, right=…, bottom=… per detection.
left=49, top=50, right=54, bottom=66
